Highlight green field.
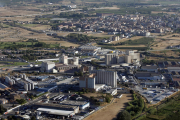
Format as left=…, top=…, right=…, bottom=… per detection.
left=0, top=41, right=60, bottom=50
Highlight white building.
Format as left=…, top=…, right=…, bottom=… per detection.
left=41, top=61, right=55, bottom=72
left=105, top=50, right=140, bottom=65
left=59, top=54, right=79, bottom=66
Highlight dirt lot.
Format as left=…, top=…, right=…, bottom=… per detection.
left=0, top=7, right=40, bottom=17
left=151, top=11, right=177, bottom=15
left=151, top=33, right=180, bottom=50
left=85, top=94, right=133, bottom=120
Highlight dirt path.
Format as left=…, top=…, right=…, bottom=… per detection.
left=84, top=94, right=133, bottom=120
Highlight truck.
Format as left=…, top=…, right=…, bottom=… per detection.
left=142, top=88, right=147, bottom=90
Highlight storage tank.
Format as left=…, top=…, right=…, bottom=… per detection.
left=28, top=83, right=31, bottom=91
left=31, top=83, right=34, bottom=90
left=24, top=84, right=28, bottom=91
left=23, top=74, right=26, bottom=80
left=20, top=74, right=23, bottom=79
left=9, top=79, right=13, bottom=86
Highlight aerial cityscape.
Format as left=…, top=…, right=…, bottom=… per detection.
left=1, top=0, right=180, bottom=120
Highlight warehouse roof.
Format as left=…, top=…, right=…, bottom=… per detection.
left=0, top=83, right=8, bottom=90
left=37, top=108, right=74, bottom=116
left=141, top=66, right=157, bottom=70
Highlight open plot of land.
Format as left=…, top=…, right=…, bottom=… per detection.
left=152, top=33, right=180, bottom=50
left=87, top=33, right=112, bottom=38
left=151, top=11, right=177, bottom=15
left=85, top=94, right=133, bottom=120
left=19, top=24, right=51, bottom=31
left=39, top=40, right=80, bottom=47
left=0, top=7, right=40, bottom=17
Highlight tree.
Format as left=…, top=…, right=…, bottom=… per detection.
left=119, top=110, right=131, bottom=120
left=31, top=116, right=36, bottom=120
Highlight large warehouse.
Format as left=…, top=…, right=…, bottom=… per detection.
left=37, top=108, right=75, bottom=117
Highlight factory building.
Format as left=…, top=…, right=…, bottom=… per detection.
left=105, top=50, right=140, bottom=65
left=59, top=54, right=79, bottom=66
left=79, top=70, right=117, bottom=90
left=105, top=53, right=118, bottom=65
left=41, top=61, right=55, bottom=73
left=40, top=54, right=79, bottom=73
left=60, top=100, right=90, bottom=110
left=5, top=74, right=35, bottom=91
left=93, top=70, right=117, bottom=88
left=34, top=103, right=79, bottom=114
left=79, top=74, right=96, bottom=90
left=79, top=45, right=101, bottom=52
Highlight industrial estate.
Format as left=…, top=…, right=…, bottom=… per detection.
left=1, top=0, right=180, bottom=120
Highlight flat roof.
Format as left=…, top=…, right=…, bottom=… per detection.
left=35, top=103, right=78, bottom=109
left=60, top=100, right=88, bottom=106
left=37, top=108, right=74, bottom=116
left=0, top=83, right=8, bottom=89
left=95, top=84, right=105, bottom=89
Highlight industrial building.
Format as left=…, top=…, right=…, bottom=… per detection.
left=135, top=72, right=165, bottom=80
left=59, top=54, right=79, bottom=66
left=79, top=70, right=117, bottom=91
left=40, top=61, right=55, bottom=73
left=79, top=45, right=101, bottom=52
left=105, top=50, right=140, bottom=65
left=60, top=100, right=90, bottom=110
left=79, top=73, right=96, bottom=90
left=34, top=103, right=79, bottom=114
left=5, top=74, right=36, bottom=91
left=92, top=70, right=117, bottom=88
left=0, top=83, right=10, bottom=91
left=40, top=54, right=80, bottom=73
left=37, top=108, right=75, bottom=117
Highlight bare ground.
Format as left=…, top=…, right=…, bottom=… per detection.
left=84, top=94, right=133, bottom=120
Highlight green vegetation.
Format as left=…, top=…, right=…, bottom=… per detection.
left=16, top=99, right=27, bottom=105
left=125, top=94, right=145, bottom=119
left=121, top=37, right=154, bottom=46
left=0, top=105, right=7, bottom=115
left=27, top=92, right=48, bottom=100
left=59, top=12, right=95, bottom=19
left=0, top=41, right=60, bottom=50
left=137, top=94, right=180, bottom=120
left=31, top=116, right=36, bottom=120
left=0, top=61, right=29, bottom=67
left=91, top=7, right=161, bottom=15
left=7, top=115, right=21, bottom=120
left=118, top=110, right=131, bottom=120
left=74, top=71, right=83, bottom=76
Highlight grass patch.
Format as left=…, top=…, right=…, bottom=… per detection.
left=121, top=37, right=154, bottom=46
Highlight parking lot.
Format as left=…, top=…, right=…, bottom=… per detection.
left=135, top=86, right=177, bottom=104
